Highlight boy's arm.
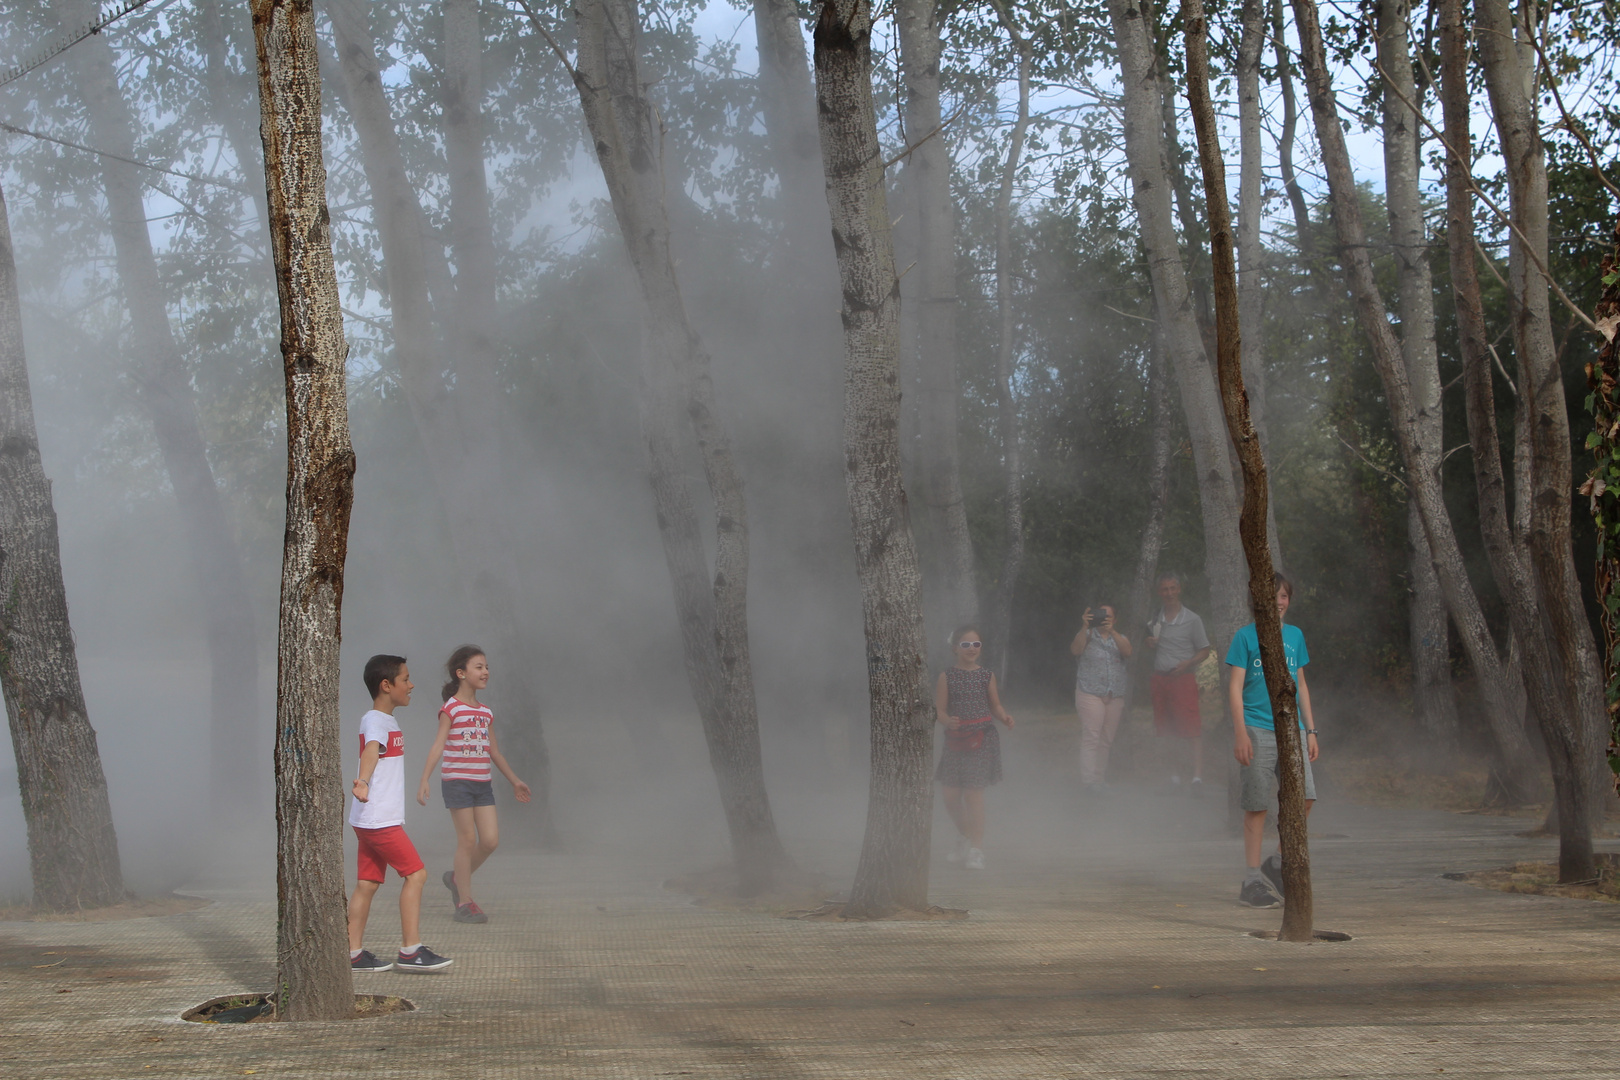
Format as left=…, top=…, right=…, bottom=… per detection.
left=1228, top=665, right=1253, bottom=765
left=486, top=728, right=531, bottom=803
left=416, top=712, right=454, bottom=805
left=1297, top=667, right=1319, bottom=762
left=353, top=741, right=382, bottom=801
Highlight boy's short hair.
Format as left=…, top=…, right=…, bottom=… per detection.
left=364, top=654, right=408, bottom=699
left=1273, top=571, right=1293, bottom=599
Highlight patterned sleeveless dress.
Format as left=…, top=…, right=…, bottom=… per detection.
left=936, top=666, right=1003, bottom=789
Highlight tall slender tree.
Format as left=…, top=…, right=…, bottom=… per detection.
left=57, top=0, right=261, bottom=810
left=561, top=0, right=792, bottom=894
left=897, top=0, right=978, bottom=649
left=0, top=180, right=124, bottom=913
left=1288, top=0, right=1539, bottom=801
left=1376, top=0, right=1458, bottom=756
left=251, top=0, right=358, bottom=1021
left=1183, top=0, right=1313, bottom=940
left=1108, top=0, right=1249, bottom=651
left=815, top=0, right=937, bottom=918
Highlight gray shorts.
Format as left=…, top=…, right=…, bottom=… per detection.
left=1240, top=725, right=1316, bottom=812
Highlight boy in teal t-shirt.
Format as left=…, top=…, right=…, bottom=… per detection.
left=1224, top=575, right=1319, bottom=908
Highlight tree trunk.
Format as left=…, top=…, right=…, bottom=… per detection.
left=251, top=0, right=357, bottom=1022
left=1184, top=0, right=1313, bottom=941
left=0, top=181, right=124, bottom=913
left=981, top=0, right=1030, bottom=686
left=752, top=0, right=827, bottom=255
left=1585, top=218, right=1620, bottom=790
left=896, top=0, right=977, bottom=649
left=814, top=0, right=936, bottom=917
left=200, top=0, right=270, bottom=236
left=1377, top=0, right=1459, bottom=756
left=1289, top=0, right=1539, bottom=799
left=58, top=0, right=261, bottom=812
left=1108, top=0, right=1249, bottom=654
left=1235, top=0, right=1282, bottom=568
left=1474, top=0, right=1602, bottom=871
left=1123, top=334, right=1175, bottom=640
left=569, top=0, right=790, bottom=894
left=326, top=0, right=559, bottom=841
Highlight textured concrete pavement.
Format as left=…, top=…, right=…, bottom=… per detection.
left=3, top=775, right=1617, bottom=1080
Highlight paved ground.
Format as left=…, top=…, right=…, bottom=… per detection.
left=4, top=758, right=1618, bottom=1080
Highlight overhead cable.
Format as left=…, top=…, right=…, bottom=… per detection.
left=0, top=120, right=255, bottom=195
left=0, top=0, right=162, bottom=91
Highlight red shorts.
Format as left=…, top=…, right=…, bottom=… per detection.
left=1151, top=671, right=1203, bottom=738
left=354, top=825, right=424, bottom=883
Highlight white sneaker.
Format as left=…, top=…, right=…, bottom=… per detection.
left=946, top=835, right=969, bottom=863
left=965, top=848, right=985, bottom=870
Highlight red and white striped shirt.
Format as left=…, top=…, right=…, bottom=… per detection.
left=440, top=698, right=494, bottom=782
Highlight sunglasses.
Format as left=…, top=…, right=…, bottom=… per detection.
left=957, top=641, right=983, bottom=649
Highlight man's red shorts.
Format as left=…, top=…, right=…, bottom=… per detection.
left=354, top=825, right=424, bottom=883
left=1150, top=671, right=1203, bottom=738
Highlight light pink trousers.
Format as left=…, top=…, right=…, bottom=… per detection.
left=1075, top=690, right=1125, bottom=785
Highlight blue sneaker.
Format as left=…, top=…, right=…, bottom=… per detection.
left=394, top=945, right=453, bottom=973
left=351, top=949, right=392, bottom=973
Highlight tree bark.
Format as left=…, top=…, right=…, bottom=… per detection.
left=251, top=0, right=357, bottom=1022
left=1474, top=0, right=1603, bottom=870
left=569, top=0, right=790, bottom=893
left=814, top=0, right=936, bottom=917
left=1376, top=0, right=1458, bottom=756
left=0, top=181, right=125, bottom=913
left=981, top=0, right=1030, bottom=685
left=1108, top=0, right=1249, bottom=654
left=896, top=0, right=977, bottom=647
left=1234, top=0, right=1283, bottom=568
left=1183, top=0, right=1313, bottom=941
left=58, top=0, right=262, bottom=812
left=1289, top=0, right=1539, bottom=799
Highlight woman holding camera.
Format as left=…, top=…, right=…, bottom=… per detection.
left=1071, top=603, right=1132, bottom=790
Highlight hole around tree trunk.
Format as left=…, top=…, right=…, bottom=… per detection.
left=1248, top=929, right=1353, bottom=941
left=181, top=993, right=415, bottom=1023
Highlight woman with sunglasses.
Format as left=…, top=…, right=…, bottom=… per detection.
left=935, top=625, right=1015, bottom=870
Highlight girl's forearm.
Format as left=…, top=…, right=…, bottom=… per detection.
left=491, top=751, right=521, bottom=786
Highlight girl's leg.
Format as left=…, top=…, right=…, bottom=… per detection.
left=1076, top=691, right=1104, bottom=784
left=962, top=788, right=986, bottom=847
left=450, top=807, right=479, bottom=902
left=468, top=804, right=500, bottom=883
left=942, top=786, right=966, bottom=836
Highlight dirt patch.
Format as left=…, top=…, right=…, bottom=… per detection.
left=1327, top=753, right=1501, bottom=811
left=783, top=902, right=969, bottom=922
left=182, top=993, right=415, bottom=1023
left=0, top=894, right=207, bottom=923
left=1444, top=856, right=1620, bottom=902
left=665, top=865, right=831, bottom=915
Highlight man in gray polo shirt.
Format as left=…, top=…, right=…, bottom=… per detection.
left=1144, top=573, right=1212, bottom=792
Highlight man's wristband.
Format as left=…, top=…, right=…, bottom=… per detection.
left=356, top=777, right=369, bottom=784
left=1305, top=729, right=1316, bottom=736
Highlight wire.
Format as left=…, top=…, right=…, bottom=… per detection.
left=0, top=120, right=255, bottom=195
left=0, top=0, right=162, bottom=91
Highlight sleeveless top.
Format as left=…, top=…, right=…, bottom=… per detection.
left=440, top=698, right=494, bottom=782
left=946, top=666, right=993, bottom=722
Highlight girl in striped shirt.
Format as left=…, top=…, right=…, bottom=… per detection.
left=416, top=644, right=530, bottom=924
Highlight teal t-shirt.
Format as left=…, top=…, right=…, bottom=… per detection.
left=1224, top=622, right=1309, bottom=731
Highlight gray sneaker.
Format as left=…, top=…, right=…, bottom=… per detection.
left=351, top=949, right=392, bottom=973
left=1260, top=854, right=1285, bottom=898
left=394, top=945, right=453, bottom=973
left=1239, top=878, right=1281, bottom=908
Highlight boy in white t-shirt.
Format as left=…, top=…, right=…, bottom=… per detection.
left=348, top=655, right=452, bottom=973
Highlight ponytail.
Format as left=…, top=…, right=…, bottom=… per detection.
left=443, top=644, right=486, bottom=702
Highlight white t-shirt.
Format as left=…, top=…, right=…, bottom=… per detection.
left=348, top=709, right=406, bottom=829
